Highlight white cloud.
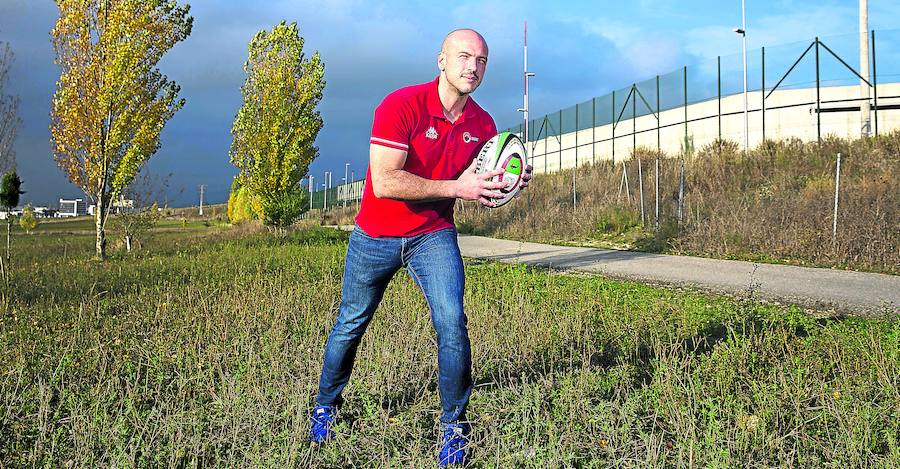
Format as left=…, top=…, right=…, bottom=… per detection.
left=683, top=4, right=855, bottom=61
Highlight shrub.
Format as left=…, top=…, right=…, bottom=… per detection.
left=594, top=205, right=641, bottom=235
left=19, top=204, right=37, bottom=234
left=261, top=189, right=308, bottom=231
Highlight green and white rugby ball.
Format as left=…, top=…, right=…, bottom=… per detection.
left=475, top=131, right=527, bottom=208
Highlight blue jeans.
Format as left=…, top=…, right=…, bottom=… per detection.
left=316, top=226, right=472, bottom=423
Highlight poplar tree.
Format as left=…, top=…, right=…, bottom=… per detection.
left=230, top=21, right=324, bottom=229
left=19, top=204, right=37, bottom=234
left=50, top=0, right=192, bottom=259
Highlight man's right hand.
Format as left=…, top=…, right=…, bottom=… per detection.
left=454, top=158, right=509, bottom=207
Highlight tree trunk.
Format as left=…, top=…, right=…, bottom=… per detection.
left=125, top=234, right=132, bottom=252
left=95, top=194, right=107, bottom=260
left=5, top=216, right=9, bottom=269
left=2, top=216, right=8, bottom=281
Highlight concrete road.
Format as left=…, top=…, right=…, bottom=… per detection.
left=457, top=235, right=899, bottom=317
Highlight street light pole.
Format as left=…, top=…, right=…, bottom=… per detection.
left=323, top=171, right=330, bottom=210
left=309, top=175, right=314, bottom=211
left=860, top=0, right=871, bottom=136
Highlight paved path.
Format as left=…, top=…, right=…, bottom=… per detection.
left=457, top=235, right=899, bottom=317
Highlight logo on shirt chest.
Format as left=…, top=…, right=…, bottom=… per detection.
left=425, top=126, right=438, bottom=140
left=462, top=132, right=479, bottom=144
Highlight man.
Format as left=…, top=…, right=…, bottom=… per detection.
left=310, top=28, right=532, bottom=465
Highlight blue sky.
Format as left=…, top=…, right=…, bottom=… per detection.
left=2, top=0, right=899, bottom=207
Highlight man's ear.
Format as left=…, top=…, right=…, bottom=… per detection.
left=438, top=52, right=446, bottom=71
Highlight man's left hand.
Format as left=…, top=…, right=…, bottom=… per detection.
left=518, top=164, right=533, bottom=192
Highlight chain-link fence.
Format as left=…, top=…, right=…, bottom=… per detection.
left=307, top=179, right=363, bottom=213
left=506, top=30, right=900, bottom=174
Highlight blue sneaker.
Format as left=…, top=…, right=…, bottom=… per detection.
left=309, top=404, right=337, bottom=443
left=438, top=421, right=470, bottom=466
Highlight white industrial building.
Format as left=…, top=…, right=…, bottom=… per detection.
left=58, top=198, right=88, bottom=217
left=524, top=83, right=900, bottom=174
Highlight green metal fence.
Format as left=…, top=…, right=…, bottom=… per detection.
left=504, top=29, right=900, bottom=173
left=308, top=179, right=364, bottom=212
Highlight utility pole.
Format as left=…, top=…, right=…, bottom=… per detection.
left=344, top=163, right=349, bottom=208
left=860, top=0, right=871, bottom=136
left=517, top=21, right=535, bottom=144
left=198, top=184, right=206, bottom=216
left=516, top=21, right=536, bottom=226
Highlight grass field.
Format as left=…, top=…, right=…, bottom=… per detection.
left=1, top=219, right=898, bottom=467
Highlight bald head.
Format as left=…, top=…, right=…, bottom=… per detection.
left=438, top=29, right=489, bottom=96
left=441, top=29, right=488, bottom=55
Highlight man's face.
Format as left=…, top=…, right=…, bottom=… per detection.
left=439, top=30, right=488, bottom=96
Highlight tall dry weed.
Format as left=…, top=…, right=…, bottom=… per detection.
left=451, top=133, right=899, bottom=273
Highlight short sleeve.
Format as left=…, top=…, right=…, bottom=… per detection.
left=370, top=93, right=412, bottom=151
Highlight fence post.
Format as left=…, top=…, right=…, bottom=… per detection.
left=815, top=37, right=821, bottom=144
left=612, top=90, right=616, bottom=164
left=683, top=65, right=688, bottom=140
left=717, top=55, right=722, bottom=139
left=575, top=104, right=579, bottom=166
left=573, top=167, right=577, bottom=209
left=655, top=157, right=660, bottom=229
left=872, top=30, right=879, bottom=136
left=592, top=97, right=596, bottom=164
left=558, top=111, right=563, bottom=173
left=633, top=84, right=637, bottom=154
left=832, top=152, right=841, bottom=245
left=638, top=158, right=645, bottom=225
left=544, top=117, right=548, bottom=174
left=762, top=46, right=766, bottom=142
left=574, top=106, right=578, bottom=208
left=678, top=159, right=685, bottom=224
left=618, top=161, right=631, bottom=202
left=656, top=75, right=661, bottom=153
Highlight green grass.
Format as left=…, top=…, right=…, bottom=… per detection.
left=1, top=221, right=898, bottom=467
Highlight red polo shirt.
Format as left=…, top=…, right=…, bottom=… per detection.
left=355, top=77, right=497, bottom=237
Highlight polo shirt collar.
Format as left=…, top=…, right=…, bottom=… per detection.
left=427, top=76, right=477, bottom=123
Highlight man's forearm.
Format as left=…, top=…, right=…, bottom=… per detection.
left=374, top=169, right=458, bottom=202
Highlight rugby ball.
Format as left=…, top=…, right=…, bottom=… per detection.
left=475, top=131, right=527, bottom=207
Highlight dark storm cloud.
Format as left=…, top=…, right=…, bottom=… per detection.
left=1, top=0, right=695, bottom=207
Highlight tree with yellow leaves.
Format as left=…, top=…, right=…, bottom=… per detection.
left=230, top=21, right=324, bottom=230
left=50, top=0, right=192, bottom=259
left=19, top=204, right=37, bottom=234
